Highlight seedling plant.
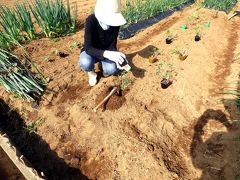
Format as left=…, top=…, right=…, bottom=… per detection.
left=172, top=48, right=188, bottom=61
left=165, top=29, right=178, bottom=44
left=148, top=47, right=160, bottom=63
left=194, top=25, right=201, bottom=41
left=25, top=118, right=44, bottom=134
left=157, top=60, right=175, bottom=89
left=114, top=71, right=134, bottom=96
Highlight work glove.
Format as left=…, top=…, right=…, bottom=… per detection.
left=103, top=50, right=127, bottom=70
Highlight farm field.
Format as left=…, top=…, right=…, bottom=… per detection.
left=0, top=0, right=240, bottom=180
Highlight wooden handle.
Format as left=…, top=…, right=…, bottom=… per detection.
left=93, top=87, right=118, bottom=112
left=228, top=12, right=237, bottom=20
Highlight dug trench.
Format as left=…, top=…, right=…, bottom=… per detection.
left=1, top=7, right=240, bottom=179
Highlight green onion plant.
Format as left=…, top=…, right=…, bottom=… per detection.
left=30, top=0, right=77, bottom=38
left=124, top=0, right=189, bottom=24
left=0, top=6, right=25, bottom=43
left=0, top=49, right=46, bottom=102
left=15, top=3, right=36, bottom=40
left=202, top=0, right=236, bottom=12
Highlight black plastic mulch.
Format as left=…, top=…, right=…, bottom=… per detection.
left=119, top=0, right=196, bottom=40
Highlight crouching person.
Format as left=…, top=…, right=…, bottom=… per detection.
left=79, top=0, right=130, bottom=86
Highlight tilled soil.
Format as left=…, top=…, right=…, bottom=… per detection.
left=0, top=3, right=240, bottom=180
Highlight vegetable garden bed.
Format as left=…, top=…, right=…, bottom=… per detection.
left=0, top=0, right=240, bottom=179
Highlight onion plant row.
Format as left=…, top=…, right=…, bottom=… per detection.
left=30, top=0, right=77, bottom=38
left=202, top=0, right=237, bottom=12
left=0, top=49, right=46, bottom=101
left=0, top=0, right=77, bottom=50
left=124, top=0, right=189, bottom=24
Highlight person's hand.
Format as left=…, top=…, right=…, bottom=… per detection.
left=103, top=50, right=126, bottom=70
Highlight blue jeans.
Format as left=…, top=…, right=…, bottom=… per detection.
left=79, top=51, right=119, bottom=76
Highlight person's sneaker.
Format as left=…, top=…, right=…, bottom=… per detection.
left=88, top=71, right=97, bottom=86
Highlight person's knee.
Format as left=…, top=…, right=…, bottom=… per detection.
left=104, top=63, right=118, bottom=76
left=79, top=52, right=94, bottom=71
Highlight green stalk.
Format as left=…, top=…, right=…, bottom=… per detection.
left=30, top=0, right=77, bottom=38
left=0, top=49, right=46, bottom=102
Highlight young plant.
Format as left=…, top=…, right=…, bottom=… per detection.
left=172, top=48, right=188, bottom=61
left=30, top=0, right=77, bottom=38
left=25, top=118, right=44, bottom=134
left=194, top=25, right=201, bottom=41
left=156, top=60, right=175, bottom=89
left=148, top=47, right=160, bottom=63
left=157, top=60, right=173, bottom=79
left=213, top=11, right=219, bottom=18
left=115, top=71, right=133, bottom=92
left=69, top=40, right=82, bottom=49
left=165, top=29, right=177, bottom=44
left=171, top=47, right=180, bottom=55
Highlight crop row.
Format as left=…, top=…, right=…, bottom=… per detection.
left=0, top=0, right=77, bottom=50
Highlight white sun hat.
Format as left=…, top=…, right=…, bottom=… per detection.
left=95, top=0, right=127, bottom=26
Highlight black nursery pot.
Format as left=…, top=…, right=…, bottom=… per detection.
left=161, top=79, right=172, bottom=89
left=166, top=36, right=173, bottom=44
left=116, top=89, right=123, bottom=96
left=195, top=35, right=201, bottom=42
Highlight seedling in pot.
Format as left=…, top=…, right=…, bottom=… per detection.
left=161, top=74, right=172, bottom=89
left=148, top=47, right=160, bottom=63
left=165, top=29, right=177, bottom=44
left=212, top=11, right=218, bottom=19
left=194, top=26, right=201, bottom=42
left=156, top=60, right=175, bottom=89
left=172, top=48, right=188, bottom=61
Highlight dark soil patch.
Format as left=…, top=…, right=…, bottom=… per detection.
left=96, top=87, right=128, bottom=111
left=58, top=82, right=90, bottom=103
